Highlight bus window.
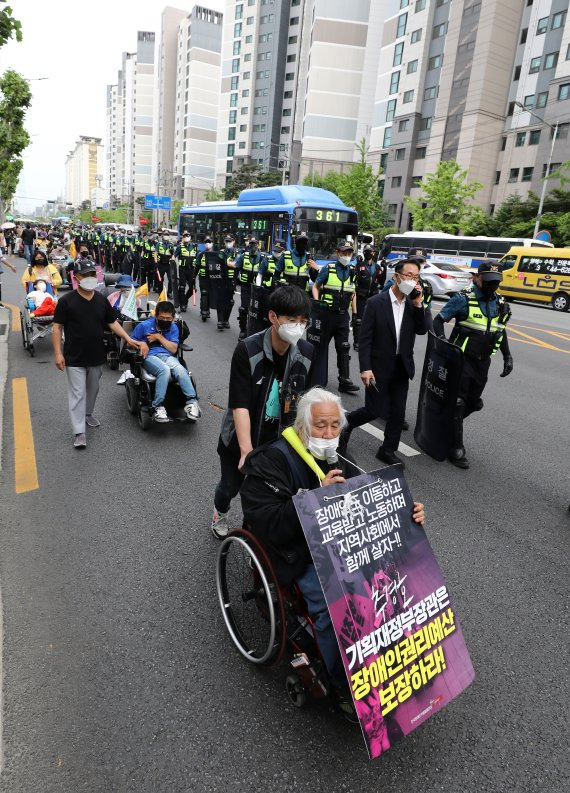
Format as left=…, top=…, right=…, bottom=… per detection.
left=302, top=220, right=359, bottom=260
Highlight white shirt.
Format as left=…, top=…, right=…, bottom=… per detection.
left=389, top=287, right=406, bottom=354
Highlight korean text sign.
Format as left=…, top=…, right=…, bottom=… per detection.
left=293, top=465, right=475, bottom=760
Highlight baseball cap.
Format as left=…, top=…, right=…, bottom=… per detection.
left=408, top=247, right=427, bottom=259
left=75, top=258, right=97, bottom=275
left=248, top=236, right=258, bottom=244
left=273, top=239, right=286, bottom=251
left=336, top=240, right=354, bottom=252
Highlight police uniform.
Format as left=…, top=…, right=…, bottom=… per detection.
left=154, top=237, right=174, bottom=295
left=235, top=239, right=266, bottom=339
left=219, top=237, right=237, bottom=328
left=204, top=242, right=234, bottom=330
left=173, top=238, right=197, bottom=312
left=309, top=242, right=359, bottom=393
left=433, top=262, right=513, bottom=469
left=353, top=246, right=381, bottom=350
left=247, top=242, right=281, bottom=336
left=195, top=239, right=214, bottom=321
left=140, top=235, right=156, bottom=287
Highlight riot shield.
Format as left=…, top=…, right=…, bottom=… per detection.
left=414, top=332, right=464, bottom=461
left=246, top=284, right=270, bottom=335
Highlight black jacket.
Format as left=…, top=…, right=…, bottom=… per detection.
left=358, top=289, right=427, bottom=381
left=240, top=439, right=359, bottom=585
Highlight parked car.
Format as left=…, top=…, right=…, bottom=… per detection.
left=385, top=259, right=472, bottom=296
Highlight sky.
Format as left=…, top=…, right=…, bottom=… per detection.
left=1, top=0, right=225, bottom=214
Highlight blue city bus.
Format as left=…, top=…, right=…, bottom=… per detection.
left=178, top=185, right=358, bottom=263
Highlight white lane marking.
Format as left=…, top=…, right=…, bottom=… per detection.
left=359, top=423, right=422, bottom=457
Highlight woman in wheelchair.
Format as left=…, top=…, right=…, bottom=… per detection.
left=21, top=250, right=62, bottom=294
left=240, top=387, right=425, bottom=718
left=130, top=300, right=201, bottom=423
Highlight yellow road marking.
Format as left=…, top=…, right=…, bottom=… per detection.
left=2, top=302, right=20, bottom=332
left=508, top=326, right=570, bottom=354
left=510, top=322, right=570, bottom=343
left=12, top=378, right=39, bottom=493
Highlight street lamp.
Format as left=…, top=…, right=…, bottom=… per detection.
left=514, top=101, right=559, bottom=236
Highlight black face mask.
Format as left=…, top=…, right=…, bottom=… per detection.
left=295, top=240, right=308, bottom=253
left=249, top=246, right=258, bottom=254
left=364, top=252, right=373, bottom=261
left=481, top=281, right=500, bottom=297
left=157, top=319, right=173, bottom=331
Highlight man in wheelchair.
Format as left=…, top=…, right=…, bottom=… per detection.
left=130, top=300, right=200, bottom=423
left=240, top=387, right=424, bottom=718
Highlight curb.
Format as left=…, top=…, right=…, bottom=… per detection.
left=0, top=305, right=9, bottom=475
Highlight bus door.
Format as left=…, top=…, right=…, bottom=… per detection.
left=272, top=222, right=284, bottom=250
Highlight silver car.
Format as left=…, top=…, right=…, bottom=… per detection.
left=385, top=259, right=472, bottom=295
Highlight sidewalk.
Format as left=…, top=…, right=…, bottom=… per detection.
left=0, top=305, right=10, bottom=474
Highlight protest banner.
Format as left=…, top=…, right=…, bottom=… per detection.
left=414, top=332, right=464, bottom=461
left=293, top=464, right=474, bottom=760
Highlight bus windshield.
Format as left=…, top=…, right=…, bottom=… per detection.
left=301, top=220, right=359, bottom=260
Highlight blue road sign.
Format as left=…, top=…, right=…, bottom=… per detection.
left=158, top=196, right=172, bottom=210
left=145, top=194, right=159, bottom=209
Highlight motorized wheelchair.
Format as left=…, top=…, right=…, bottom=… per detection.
left=122, top=317, right=198, bottom=431
left=216, top=526, right=330, bottom=709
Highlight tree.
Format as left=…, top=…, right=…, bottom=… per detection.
left=204, top=186, right=225, bottom=201
left=0, top=69, right=32, bottom=219
left=170, top=200, right=184, bottom=226
left=224, top=164, right=261, bottom=200
left=404, top=160, right=483, bottom=234
left=0, top=4, right=22, bottom=47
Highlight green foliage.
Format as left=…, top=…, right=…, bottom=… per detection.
left=404, top=160, right=483, bottom=234
left=223, top=163, right=287, bottom=200
left=0, top=3, right=22, bottom=47
left=170, top=200, right=184, bottom=225
left=0, top=69, right=32, bottom=208
left=303, top=139, right=393, bottom=241
left=204, top=187, right=225, bottom=202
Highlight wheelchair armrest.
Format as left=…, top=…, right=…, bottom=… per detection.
left=180, top=344, right=193, bottom=351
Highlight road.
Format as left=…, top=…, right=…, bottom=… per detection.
left=0, top=262, right=569, bottom=793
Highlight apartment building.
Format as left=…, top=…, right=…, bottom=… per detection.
left=491, top=0, right=570, bottom=209
left=64, top=136, right=104, bottom=209
left=215, top=0, right=305, bottom=188
left=154, top=6, right=223, bottom=205
left=106, top=32, right=156, bottom=204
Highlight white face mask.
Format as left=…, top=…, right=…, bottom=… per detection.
left=79, top=276, right=98, bottom=291
left=205, top=242, right=213, bottom=250
left=183, top=237, right=190, bottom=243
left=339, top=255, right=352, bottom=266
left=36, top=281, right=47, bottom=292
left=397, top=276, right=417, bottom=296
left=272, top=250, right=283, bottom=258
left=276, top=320, right=305, bottom=346
left=225, top=242, right=233, bottom=249
left=307, top=435, right=340, bottom=461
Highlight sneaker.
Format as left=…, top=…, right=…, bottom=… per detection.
left=153, top=406, right=169, bottom=423
left=73, top=433, right=87, bottom=449
left=333, top=688, right=359, bottom=724
left=217, top=322, right=224, bottom=331
left=223, top=321, right=230, bottom=329
left=211, top=508, right=229, bottom=539
left=184, top=401, right=201, bottom=421
left=86, top=414, right=101, bottom=427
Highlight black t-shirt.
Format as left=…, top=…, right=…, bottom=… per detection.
left=21, top=228, right=36, bottom=245
left=54, top=290, right=117, bottom=367
left=228, top=341, right=288, bottom=448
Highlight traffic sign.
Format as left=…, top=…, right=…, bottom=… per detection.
left=534, top=230, right=551, bottom=242
left=144, top=194, right=171, bottom=210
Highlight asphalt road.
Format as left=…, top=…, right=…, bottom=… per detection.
left=0, top=261, right=568, bottom=793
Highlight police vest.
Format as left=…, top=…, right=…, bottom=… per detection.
left=142, top=240, right=155, bottom=259
left=179, top=244, right=195, bottom=265
left=280, top=251, right=309, bottom=289
left=239, top=252, right=262, bottom=284
left=257, top=255, right=276, bottom=288
left=450, top=291, right=511, bottom=359
left=355, top=261, right=379, bottom=298
left=319, top=264, right=356, bottom=311
left=156, top=243, right=172, bottom=260
left=420, top=277, right=433, bottom=307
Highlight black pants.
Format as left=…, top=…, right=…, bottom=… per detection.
left=178, top=265, right=195, bottom=308
left=309, top=304, right=350, bottom=387
left=459, top=356, right=490, bottom=416
left=347, top=356, right=409, bottom=452
left=214, top=443, right=244, bottom=514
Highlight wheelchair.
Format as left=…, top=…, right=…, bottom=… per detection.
left=122, top=319, right=198, bottom=431
left=20, top=282, right=57, bottom=357
left=216, top=527, right=330, bottom=709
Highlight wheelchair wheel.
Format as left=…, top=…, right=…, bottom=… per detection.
left=20, top=312, right=28, bottom=349
left=216, top=530, right=286, bottom=666
left=108, top=352, right=119, bottom=370
left=125, top=379, right=138, bottom=415
left=285, top=673, right=308, bottom=708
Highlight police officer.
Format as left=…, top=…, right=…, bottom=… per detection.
left=195, top=236, right=214, bottom=321
left=247, top=239, right=281, bottom=336
left=433, top=260, right=513, bottom=470
left=139, top=231, right=156, bottom=288
left=112, top=228, right=130, bottom=274
left=235, top=236, right=266, bottom=339
left=276, top=232, right=315, bottom=291
left=353, top=244, right=381, bottom=351
left=205, top=237, right=235, bottom=331
left=102, top=226, right=114, bottom=270
left=154, top=231, right=175, bottom=296
left=173, top=231, right=197, bottom=312
left=309, top=240, right=360, bottom=394
left=216, top=233, right=238, bottom=328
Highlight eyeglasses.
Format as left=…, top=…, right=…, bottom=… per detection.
left=400, top=272, right=420, bottom=282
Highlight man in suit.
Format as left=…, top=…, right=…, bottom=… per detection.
left=344, top=258, right=427, bottom=468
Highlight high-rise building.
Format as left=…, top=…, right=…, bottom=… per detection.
left=106, top=31, right=156, bottom=205
left=215, top=0, right=305, bottom=188
left=64, top=136, right=104, bottom=209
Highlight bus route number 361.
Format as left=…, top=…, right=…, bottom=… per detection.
left=315, top=210, right=341, bottom=222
